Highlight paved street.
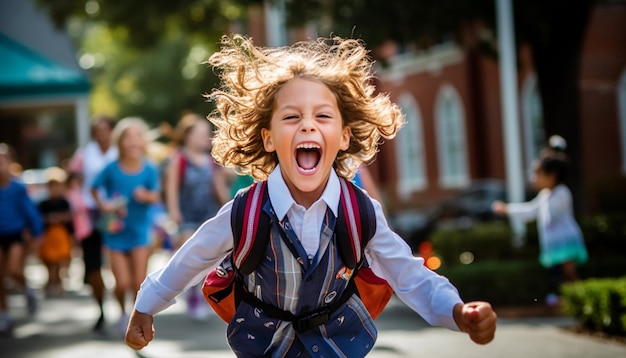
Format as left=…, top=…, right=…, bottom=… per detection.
left=2, top=251, right=625, bottom=358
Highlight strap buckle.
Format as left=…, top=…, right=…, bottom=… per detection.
left=292, top=308, right=331, bottom=332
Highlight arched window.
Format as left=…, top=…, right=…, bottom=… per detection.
left=619, top=69, right=626, bottom=174
left=395, top=93, right=427, bottom=197
left=435, top=85, right=469, bottom=188
left=522, top=74, right=545, bottom=180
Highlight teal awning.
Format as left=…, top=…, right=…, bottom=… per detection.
left=0, top=33, right=90, bottom=100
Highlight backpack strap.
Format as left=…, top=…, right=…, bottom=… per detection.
left=230, top=181, right=270, bottom=275
left=335, top=177, right=377, bottom=269
left=177, top=151, right=186, bottom=185
left=225, top=176, right=386, bottom=329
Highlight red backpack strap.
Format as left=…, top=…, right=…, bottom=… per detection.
left=230, top=180, right=270, bottom=275
left=177, top=151, right=186, bottom=186
left=336, top=177, right=377, bottom=268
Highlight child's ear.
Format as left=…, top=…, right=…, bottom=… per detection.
left=339, top=126, right=351, bottom=151
left=261, top=128, right=275, bottom=152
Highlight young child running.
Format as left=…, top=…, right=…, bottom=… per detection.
left=38, top=167, right=74, bottom=297
left=165, top=112, right=230, bottom=320
left=91, top=117, right=161, bottom=334
left=126, top=35, right=497, bottom=357
left=492, top=136, right=588, bottom=300
left=0, top=143, right=43, bottom=334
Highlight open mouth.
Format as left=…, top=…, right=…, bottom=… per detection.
left=295, top=143, right=321, bottom=173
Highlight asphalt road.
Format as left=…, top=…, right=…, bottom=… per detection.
left=2, top=251, right=625, bottom=358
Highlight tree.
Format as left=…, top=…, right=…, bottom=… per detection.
left=33, top=0, right=246, bottom=127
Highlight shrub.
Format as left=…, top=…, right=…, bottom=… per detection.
left=561, top=277, right=626, bottom=336
left=436, top=258, right=626, bottom=307
left=430, top=222, right=539, bottom=266
left=437, top=260, right=554, bottom=306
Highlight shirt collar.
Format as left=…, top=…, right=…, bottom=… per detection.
left=267, top=164, right=341, bottom=221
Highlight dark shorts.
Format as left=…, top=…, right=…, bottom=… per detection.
left=81, top=229, right=103, bottom=283
left=0, top=232, right=23, bottom=252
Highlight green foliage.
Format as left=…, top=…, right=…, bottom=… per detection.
left=438, top=260, right=554, bottom=305
left=562, top=277, right=626, bottom=336
left=437, top=258, right=626, bottom=307
left=580, top=213, right=626, bottom=259
left=431, top=217, right=626, bottom=309
left=35, top=0, right=243, bottom=48
left=430, top=221, right=539, bottom=267
left=430, top=213, right=626, bottom=269
left=59, top=19, right=220, bottom=127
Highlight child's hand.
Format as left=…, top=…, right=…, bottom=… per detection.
left=125, top=309, right=155, bottom=350
left=100, top=201, right=118, bottom=214
left=454, top=301, right=497, bottom=345
left=491, top=201, right=507, bottom=216
left=134, top=187, right=156, bottom=203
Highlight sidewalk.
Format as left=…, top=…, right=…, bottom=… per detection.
left=2, top=251, right=625, bottom=358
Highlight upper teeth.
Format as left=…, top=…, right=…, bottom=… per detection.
left=297, top=144, right=320, bottom=149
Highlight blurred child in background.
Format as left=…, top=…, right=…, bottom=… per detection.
left=164, top=113, right=229, bottom=320
left=492, top=135, right=588, bottom=304
left=38, top=167, right=73, bottom=297
left=91, top=117, right=161, bottom=334
left=0, top=143, right=43, bottom=334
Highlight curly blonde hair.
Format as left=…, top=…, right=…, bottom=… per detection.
left=208, top=35, right=404, bottom=180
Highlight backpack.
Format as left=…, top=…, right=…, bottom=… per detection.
left=201, top=177, right=394, bottom=329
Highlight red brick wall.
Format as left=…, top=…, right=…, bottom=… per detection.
left=579, top=3, right=626, bottom=212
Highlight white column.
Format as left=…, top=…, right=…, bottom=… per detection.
left=496, top=0, right=526, bottom=246
left=75, top=96, right=90, bottom=148
left=264, top=0, right=287, bottom=46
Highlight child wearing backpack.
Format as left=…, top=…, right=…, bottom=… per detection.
left=126, top=35, right=497, bottom=357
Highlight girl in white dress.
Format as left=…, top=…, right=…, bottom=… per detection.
left=493, top=136, right=588, bottom=286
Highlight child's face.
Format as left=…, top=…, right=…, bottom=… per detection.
left=0, top=154, right=9, bottom=173
left=47, top=181, right=65, bottom=197
left=93, top=121, right=113, bottom=148
left=533, top=166, right=556, bottom=190
left=186, top=121, right=211, bottom=152
left=119, top=127, right=146, bottom=159
left=261, top=77, right=351, bottom=201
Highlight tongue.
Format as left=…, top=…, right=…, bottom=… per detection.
left=296, top=150, right=319, bottom=170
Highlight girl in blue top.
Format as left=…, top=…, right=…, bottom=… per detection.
left=0, top=143, right=43, bottom=334
left=91, top=117, right=161, bottom=334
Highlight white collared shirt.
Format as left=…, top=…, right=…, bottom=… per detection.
left=136, top=166, right=463, bottom=330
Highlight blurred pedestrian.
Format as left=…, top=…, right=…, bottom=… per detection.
left=37, top=167, right=73, bottom=297
left=492, top=135, right=588, bottom=304
left=164, top=112, right=229, bottom=320
left=68, top=115, right=118, bottom=331
left=91, top=117, right=161, bottom=334
left=66, top=172, right=93, bottom=252
left=0, top=143, right=43, bottom=334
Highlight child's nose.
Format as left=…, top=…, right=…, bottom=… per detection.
left=299, top=115, right=316, bottom=132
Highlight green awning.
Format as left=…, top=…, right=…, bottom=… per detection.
left=0, top=33, right=90, bottom=100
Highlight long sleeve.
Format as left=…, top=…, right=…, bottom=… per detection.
left=506, top=191, right=547, bottom=223
left=135, top=200, right=235, bottom=315
left=365, top=198, right=463, bottom=331
left=21, top=186, right=43, bottom=236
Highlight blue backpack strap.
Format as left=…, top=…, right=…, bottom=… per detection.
left=336, top=177, right=377, bottom=269
left=230, top=181, right=270, bottom=275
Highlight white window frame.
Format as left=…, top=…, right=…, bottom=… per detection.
left=395, top=93, right=428, bottom=197
left=619, top=69, right=626, bottom=174
left=435, top=84, right=469, bottom=188
left=521, top=73, right=545, bottom=181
